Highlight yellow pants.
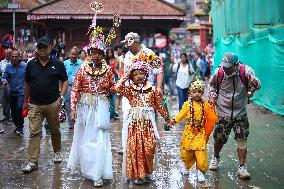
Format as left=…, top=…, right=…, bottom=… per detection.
left=180, top=148, right=208, bottom=173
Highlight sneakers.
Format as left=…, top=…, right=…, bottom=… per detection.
left=197, top=170, right=206, bottom=182
left=118, top=149, right=123, bottom=155
left=0, top=129, right=4, bottom=134
left=93, top=179, right=103, bottom=187
left=14, top=128, right=23, bottom=136
left=22, top=162, right=38, bottom=174
left=0, top=117, right=8, bottom=123
left=209, top=156, right=220, bottom=170
left=236, top=165, right=250, bottom=179
left=53, top=152, right=62, bottom=163
left=133, top=178, right=145, bottom=185
left=181, top=165, right=189, bottom=176
left=145, top=174, right=154, bottom=183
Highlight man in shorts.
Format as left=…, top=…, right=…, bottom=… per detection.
left=208, top=52, right=261, bottom=179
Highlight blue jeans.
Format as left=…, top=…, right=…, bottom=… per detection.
left=9, top=95, right=24, bottom=130
left=109, top=94, right=117, bottom=119
left=164, top=76, right=175, bottom=96
left=177, top=86, right=189, bottom=111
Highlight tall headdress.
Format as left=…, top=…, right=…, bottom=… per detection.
left=87, top=1, right=121, bottom=52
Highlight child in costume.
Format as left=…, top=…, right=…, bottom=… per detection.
left=167, top=80, right=218, bottom=182
left=67, top=2, right=121, bottom=187
left=114, top=54, right=170, bottom=185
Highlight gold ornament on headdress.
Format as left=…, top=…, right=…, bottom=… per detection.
left=87, top=1, right=121, bottom=51
left=189, top=80, right=205, bottom=92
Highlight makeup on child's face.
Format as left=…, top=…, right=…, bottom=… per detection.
left=131, top=69, right=146, bottom=84
left=190, top=89, right=204, bottom=101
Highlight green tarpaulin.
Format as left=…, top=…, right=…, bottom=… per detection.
left=210, top=0, right=284, bottom=115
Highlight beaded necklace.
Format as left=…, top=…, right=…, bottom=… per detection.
left=189, top=98, right=205, bottom=134
left=84, top=59, right=108, bottom=77
left=130, top=82, right=152, bottom=93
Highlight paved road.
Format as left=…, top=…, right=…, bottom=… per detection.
left=0, top=99, right=283, bottom=189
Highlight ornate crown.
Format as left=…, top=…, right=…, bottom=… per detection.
left=189, top=80, right=205, bottom=92
left=87, top=1, right=121, bottom=52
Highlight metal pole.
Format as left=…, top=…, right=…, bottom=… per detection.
left=13, top=10, right=15, bottom=43
left=12, top=0, right=15, bottom=43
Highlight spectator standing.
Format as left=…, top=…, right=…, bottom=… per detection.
left=2, top=49, right=26, bottom=135
left=170, top=53, right=194, bottom=110
left=22, top=37, right=68, bottom=173
left=208, top=52, right=261, bottom=179
left=0, top=48, right=12, bottom=124
left=63, top=47, right=82, bottom=129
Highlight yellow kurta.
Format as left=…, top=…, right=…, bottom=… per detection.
left=173, top=98, right=217, bottom=172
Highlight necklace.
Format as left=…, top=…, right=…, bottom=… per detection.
left=84, top=59, right=108, bottom=77
left=130, top=82, right=152, bottom=93
left=189, top=98, right=205, bottom=134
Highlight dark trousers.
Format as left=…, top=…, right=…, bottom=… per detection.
left=9, top=95, right=24, bottom=129
left=109, top=94, right=117, bottom=119
left=0, top=85, right=11, bottom=118
left=177, top=86, right=189, bottom=111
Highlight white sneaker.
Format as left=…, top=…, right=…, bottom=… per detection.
left=236, top=165, right=250, bottom=179
left=197, top=170, right=205, bottom=182
left=53, top=152, right=62, bottom=163
left=22, top=162, right=38, bottom=173
left=209, top=156, right=220, bottom=170
left=180, top=165, right=189, bottom=176
left=93, top=179, right=103, bottom=187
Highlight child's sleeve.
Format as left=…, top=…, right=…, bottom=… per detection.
left=154, top=89, right=169, bottom=119
left=173, top=101, right=189, bottom=123
left=113, top=80, right=131, bottom=97
left=71, top=67, right=83, bottom=111
left=204, top=101, right=218, bottom=141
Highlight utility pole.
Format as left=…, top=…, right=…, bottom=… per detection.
left=8, top=0, right=20, bottom=43
left=13, top=0, right=15, bottom=42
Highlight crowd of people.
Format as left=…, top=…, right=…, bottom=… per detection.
left=0, top=8, right=261, bottom=187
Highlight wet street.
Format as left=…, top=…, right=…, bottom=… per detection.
left=0, top=98, right=283, bottom=189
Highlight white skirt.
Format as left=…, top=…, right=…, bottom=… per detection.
left=67, top=96, right=113, bottom=181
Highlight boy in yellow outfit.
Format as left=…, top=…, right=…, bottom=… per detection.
left=168, top=80, right=218, bottom=182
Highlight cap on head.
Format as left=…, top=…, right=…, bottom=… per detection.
left=222, top=52, right=239, bottom=68
left=121, top=32, right=140, bottom=47
left=37, top=37, right=50, bottom=48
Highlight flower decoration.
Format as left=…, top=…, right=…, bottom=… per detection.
left=148, top=54, right=162, bottom=69
left=139, top=53, right=147, bottom=61
left=131, top=52, right=162, bottom=70
left=130, top=55, right=149, bottom=74
left=147, top=52, right=155, bottom=62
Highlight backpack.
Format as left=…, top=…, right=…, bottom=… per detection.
left=2, top=36, right=12, bottom=48
left=177, top=62, right=194, bottom=75
left=216, top=63, right=248, bottom=96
